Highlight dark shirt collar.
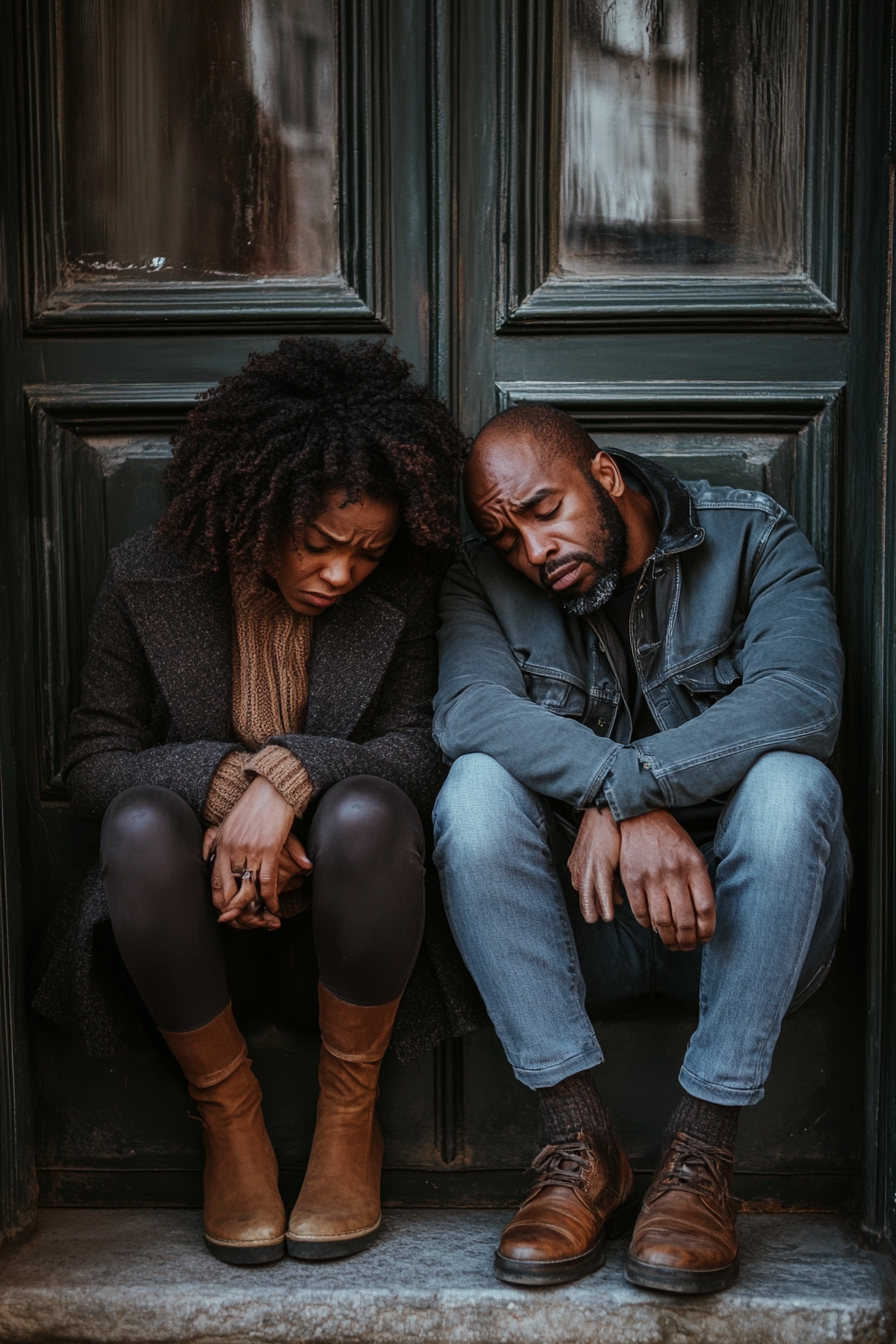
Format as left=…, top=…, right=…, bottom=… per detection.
left=608, top=449, right=705, bottom=560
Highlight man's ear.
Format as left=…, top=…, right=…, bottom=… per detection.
left=590, top=450, right=625, bottom=499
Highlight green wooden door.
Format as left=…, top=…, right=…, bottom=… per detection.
left=444, top=0, right=885, bottom=1222
left=1, top=0, right=457, bottom=1221
left=2, top=0, right=896, bottom=1246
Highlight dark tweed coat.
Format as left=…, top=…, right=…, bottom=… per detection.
left=33, top=527, right=485, bottom=1061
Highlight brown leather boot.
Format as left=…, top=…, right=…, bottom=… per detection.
left=162, top=1003, right=286, bottom=1265
left=624, top=1131, right=739, bottom=1293
left=286, top=984, right=400, bottom=1260
left=494, top=1130, right=635, bottom=1285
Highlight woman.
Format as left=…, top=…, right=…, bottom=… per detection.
left=34, top=337, right=482, bottom=1266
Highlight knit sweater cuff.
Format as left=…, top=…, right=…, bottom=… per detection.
left=245, top=745, right=314, bottom=818
left=204, top=751, right=254, bottom=826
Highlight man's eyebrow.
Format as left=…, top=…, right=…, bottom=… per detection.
left=511, top=487, right=554, bottom=513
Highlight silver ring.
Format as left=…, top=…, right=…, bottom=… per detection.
left=240, top=868, right=254, bottom=883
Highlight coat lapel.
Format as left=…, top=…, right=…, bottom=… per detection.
left=305, top=586, right=406, bottom=738
left=118, top=572, right=233, bottom=742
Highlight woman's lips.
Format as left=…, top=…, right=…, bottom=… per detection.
left=548, top=562, right=587, bottom=592
left=298, top=590, right=338, bottom=609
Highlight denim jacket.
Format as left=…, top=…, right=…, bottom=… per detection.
left=433, top=451, right=844, bottom=820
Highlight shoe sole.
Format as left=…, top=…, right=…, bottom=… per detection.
left=494, top=1234, right=606, bottom=1286
left=491, top=1197, right=640, bottom=1287
left=205, top=1236, right=285, bottom=1266
left=623, top=1251, right=740, bottom=1295
left=286, top=1220, right=381, bottom=1261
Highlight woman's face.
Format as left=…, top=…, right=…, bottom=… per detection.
left=270, top=491, right=401, bottom=616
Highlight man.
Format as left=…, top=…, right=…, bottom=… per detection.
left=432, top=404, right=847, bottom=1294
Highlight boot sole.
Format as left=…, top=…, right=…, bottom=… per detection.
left=623, top=1251, right=740, bottom=1295
left=205, top=1235, right=286, bottom=1266
left=286, top=1219, right=381, bottom=1261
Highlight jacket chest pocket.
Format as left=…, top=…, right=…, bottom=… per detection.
left=672, top=654, right=741, bottom=711
left=521, top=668, right=588, bottom=720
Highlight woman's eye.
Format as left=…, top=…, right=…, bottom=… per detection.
left=304, top=542, right=328, bottom=554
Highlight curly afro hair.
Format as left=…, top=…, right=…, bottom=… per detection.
left=158, top=337, right=468, bottom=578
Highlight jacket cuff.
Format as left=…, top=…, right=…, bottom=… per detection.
left=600, top=745, right=666, bottom=820
left=245, top=745, right=314, bottom=818
left=204, top=751, right=254, bottom=826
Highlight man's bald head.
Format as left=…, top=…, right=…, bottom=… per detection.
left=472, top=404, right=597, bottom=475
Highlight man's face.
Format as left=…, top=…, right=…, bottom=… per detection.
left=465, top=433, right=628, bottom=615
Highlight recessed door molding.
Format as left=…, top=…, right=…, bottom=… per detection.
left=20, top=0, right=391, bottom=334
left=498, top=0, right=850, bottom=333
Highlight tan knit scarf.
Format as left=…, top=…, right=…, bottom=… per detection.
left=231, top=580, right=313, bottom=748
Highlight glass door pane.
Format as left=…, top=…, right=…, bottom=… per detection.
left=556, top=0, right=807, bottom=277
left=59, top=0, right=337, bottom=282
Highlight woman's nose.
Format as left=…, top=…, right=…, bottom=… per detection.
left=320, top=556, right=353, bottom=590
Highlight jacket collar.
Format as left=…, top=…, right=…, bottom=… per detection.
left=118, top=541, right=407, bottom=744
left=608, top=449, right=705, bottom=560
left=304, top=584, right=406, bottom=737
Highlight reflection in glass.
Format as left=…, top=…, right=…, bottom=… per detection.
left=556, top=0, right=806, bottom=276
left=59, top=0, right=337, bottom=282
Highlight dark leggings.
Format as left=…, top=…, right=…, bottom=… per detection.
left=101, top=776, right=425, bottom=1033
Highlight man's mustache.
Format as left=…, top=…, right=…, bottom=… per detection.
left=539, top=550, right=600, bottom=590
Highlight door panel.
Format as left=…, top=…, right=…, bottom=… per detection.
left=500, top=0, right=848, bottom=328
left=59, top=0, right=338, bottom=282
left=558, top=0, right=807, bottom=279
left=23, top=0, right=388, bottom=330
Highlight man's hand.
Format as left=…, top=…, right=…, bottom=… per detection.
left=201, top=776, right=310, bottom=931
left=618, top=810, right=715, bottom=952
left=568, top=806, right=624, bottom=924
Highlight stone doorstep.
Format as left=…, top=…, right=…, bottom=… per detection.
left=0, top=1210, right=894, bottom=1344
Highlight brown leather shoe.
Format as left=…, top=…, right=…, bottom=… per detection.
left=494, top=1130, right=635, bottom=1286
left=287, top=985, right=400, bottom=1260
left=162, top=1003, right=286, bottom=1265
left=624, top=1131, right=739, bottom=1294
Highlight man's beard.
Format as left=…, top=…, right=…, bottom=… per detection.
left=540, top=479, right=628, bottom=616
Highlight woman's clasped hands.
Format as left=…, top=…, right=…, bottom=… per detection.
left=202, top=775, right=313, bottom=931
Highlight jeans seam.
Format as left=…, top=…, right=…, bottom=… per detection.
left=698, top=800, right=832, bottom=1095
left=745, top=841, right=829, bottom=1092
left=536, top=796, right=594, bottom=1031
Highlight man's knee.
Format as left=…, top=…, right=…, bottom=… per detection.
left=310, top=775, right=423, bottom=868
left=433, top=753, right=536, bottom=862
left=437, top=758, right=529, bottom=838
left=101, top=785, right=199, bottom=862
left=722, top=752, right=842, bottom=855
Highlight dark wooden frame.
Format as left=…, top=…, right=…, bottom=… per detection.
left=25, top=384, right=205, bottom=798
left=19, top=0, right=391, bottom=334
left=498, top=0, right=851, bottom=332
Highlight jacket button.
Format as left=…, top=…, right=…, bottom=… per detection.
left=598, top=718, right=607, bottom=729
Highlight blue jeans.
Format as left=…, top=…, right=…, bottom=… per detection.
left=433, top=751, right=848, bottom=1106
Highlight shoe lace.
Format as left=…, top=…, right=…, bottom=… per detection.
left=530, top=1139, right=594, bottom=1192
left=651, top=1131, right=733, bottom=1205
